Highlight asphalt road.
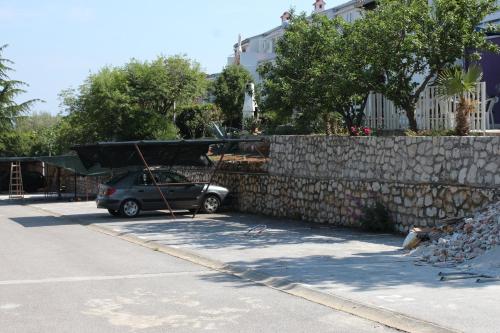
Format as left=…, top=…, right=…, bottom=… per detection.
left=0, top=203, right=397, bottom=333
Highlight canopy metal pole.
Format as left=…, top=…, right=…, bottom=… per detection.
left=192, top=144, right=227, bottom=219
left=134, top=143, right=176, bottom=219
left=85, top=177, right=89, bottom=201
left=45, top=164, right=50, bottom=199
left=57, top=167, right=61, bottom=200
left=74, top=172, right=77, bottom=200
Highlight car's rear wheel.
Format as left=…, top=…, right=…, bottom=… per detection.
left=202, top=195, right=220, bottom=214
left=108, top=209, right=120, bottom=217
left=120, top=199, right=140, bottom=218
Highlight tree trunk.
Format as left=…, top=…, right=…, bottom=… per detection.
left=323, top=113, right=332, bottom=136
left=456, top=96, right=473, bottom=136
left=354, top=95, right=369, bottom=127
left=405, top=105, right=418, bottom=132
left=342, top=114, right=355, bottom=136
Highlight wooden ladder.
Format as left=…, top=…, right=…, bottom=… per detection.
left=9, top=161, right=24, bottom=199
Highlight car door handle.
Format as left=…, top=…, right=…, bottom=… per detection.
left=138, top=190, right=144, bottom=193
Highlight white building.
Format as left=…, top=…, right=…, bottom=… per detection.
left=228, top=0, right=500, bottom=84
left=227, top=0, right=376, bottom=83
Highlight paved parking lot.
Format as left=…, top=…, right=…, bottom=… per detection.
left=19, top=199, right=500, bottom=333
left=0, top=200, right=398, bottom=333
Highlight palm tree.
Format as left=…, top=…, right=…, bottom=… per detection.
left=436, top=65, right=483, bottom=136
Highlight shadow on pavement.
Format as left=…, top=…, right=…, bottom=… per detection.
left=109, top=214, right=403, bottom=250
left=199, top=253, right=488, bottom=292
left=9, top=212, right=176, bottom=227
left=7, top=205, right=490, bottom=292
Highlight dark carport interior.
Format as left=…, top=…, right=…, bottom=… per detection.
left=72, top=139, right=263, bottom=217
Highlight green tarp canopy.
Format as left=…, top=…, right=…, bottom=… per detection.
left=72, top=139, right=262, bottom=169
left=0, top=139, right=263, bottom=174
left=0, top=155, right=110, bottom=176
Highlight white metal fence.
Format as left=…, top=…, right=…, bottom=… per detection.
left=364, top=82, right=489, bottom=131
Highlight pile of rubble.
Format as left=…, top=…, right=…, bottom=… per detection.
left=407, top=201, right=500, bottom=266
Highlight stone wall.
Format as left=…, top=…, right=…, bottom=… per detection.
left=180, top=136, right=500, bottom=232
left=268, top=136, right=500, bottom=187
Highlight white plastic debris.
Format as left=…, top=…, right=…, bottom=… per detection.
left=403, top=231, right=421, bottom=250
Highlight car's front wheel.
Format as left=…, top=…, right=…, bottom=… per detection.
left=120, top=199, right=141, bottom=218
left=202, top=195, right=221, bottom=214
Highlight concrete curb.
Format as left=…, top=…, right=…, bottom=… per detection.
left=28, top=204, right=460, bottom=333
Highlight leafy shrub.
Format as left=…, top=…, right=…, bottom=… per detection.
left=242, top=117, right=262, bottom=133
left=153, top=121, right=179, bottom=140
left=324, top=112, right=347, bottom=135
left=404, top=129, right=457, bottom=137
left=175, top=104, right=221, bottom=139
left=359, top=202, right=394, bottom=232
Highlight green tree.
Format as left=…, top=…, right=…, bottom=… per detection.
left=56, top=55, right=207, bottom=151
left=15, top=111, right=60, bottom=132
left=258, top=14, right=333, bottom=134
left=0, top=131, right=32, bottom=157
left=258, top=14, right=377, bottom=134
left=0, top=44, right=39, bottom=131
left=211, top=65, right=253, bottom=128
left=126, top=56, right=207, bottom=116
left=0, top=45, right=42, bottom=156
left=175, top=104, right=221, bottom=139
left=358, top=0, right=498, bottom=131
left=14, top=111, right=61, bottom=156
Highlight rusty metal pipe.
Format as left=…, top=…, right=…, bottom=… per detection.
left=134, top=143, right=176, bottom=219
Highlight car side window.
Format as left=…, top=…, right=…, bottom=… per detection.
left=168, top=172, right=188, bottom=184
left=137, top=173, right=149, bottom=186
left=137, top=172, right=160, bottom=186
left=136, top=171, right=189, bottom=185
left=159, top=172, right=174, bottom=184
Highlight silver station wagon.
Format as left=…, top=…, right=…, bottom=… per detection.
left=97, top=169, right=229, bottom=217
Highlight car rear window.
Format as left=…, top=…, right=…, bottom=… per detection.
left=106, top=173, right=130, bottom=186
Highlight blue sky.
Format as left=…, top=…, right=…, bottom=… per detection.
left=1, top=0, right=347, bottom=114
